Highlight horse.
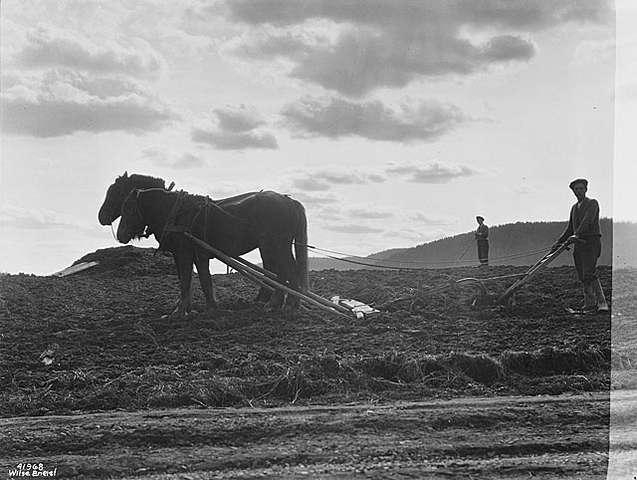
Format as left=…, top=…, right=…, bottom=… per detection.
left=116, top=187, right=308, bottom=318
left=98, top=172, right=295, bottom=310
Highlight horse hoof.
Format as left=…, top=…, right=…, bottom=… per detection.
left=164, top=308, right=190, bottom=320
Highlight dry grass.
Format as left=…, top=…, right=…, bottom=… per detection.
left=0, top=344, right=614, bottom=416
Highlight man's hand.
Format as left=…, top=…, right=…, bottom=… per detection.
left=567, top=235, right=579, bottom=244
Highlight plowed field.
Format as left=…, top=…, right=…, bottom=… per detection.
left=0, top=246, right=632, bottom=479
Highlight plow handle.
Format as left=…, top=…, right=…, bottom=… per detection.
left=496, top=241, right=571, bottom=304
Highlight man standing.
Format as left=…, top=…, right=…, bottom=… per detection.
left=475, top=216, right=489, bottom=266
left=553, top=178, right=609, bottom=313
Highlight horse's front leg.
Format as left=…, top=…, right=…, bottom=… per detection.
left=194, top=251, right=217, bottom=312
left=172, top=246, right=195, bottom=319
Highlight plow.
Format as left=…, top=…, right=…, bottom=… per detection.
left=398, top=240, right=574, bottom=310
left=182, top=232, right=574, bottom=319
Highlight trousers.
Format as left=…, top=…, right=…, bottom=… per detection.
left=477, top=241, right=489, bottom=265
left=573, top=236, right=601, bottom=284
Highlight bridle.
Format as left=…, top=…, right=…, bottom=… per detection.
left=122, top=190, right=151, bottom=239
left=105, top=177, right=176, bottom=241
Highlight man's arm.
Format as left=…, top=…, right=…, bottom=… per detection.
left=475, top=225, right=488, bottom=239
left=556, top=206, right=574, bottom=244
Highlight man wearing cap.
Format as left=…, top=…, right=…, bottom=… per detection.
left=475, top=216, right=489, bottom=266
left=552, top=178, right=609, bottom=313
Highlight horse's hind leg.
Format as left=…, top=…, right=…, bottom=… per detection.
left=194, top=251, right=217, bottom=312
left=279, top=243, right=301, bottom=318
left=260, top=243, right=285, bottom=312
left=264, top=241, right=298, bottom=317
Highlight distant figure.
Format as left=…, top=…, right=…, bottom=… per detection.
left=475, top=216, right=489, bottom=266
left=552, top=178, right=608, bottom=313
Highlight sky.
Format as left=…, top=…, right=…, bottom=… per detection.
left=0, top=0, right=632, bottom=275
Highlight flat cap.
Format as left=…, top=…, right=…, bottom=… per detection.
left=569, top=178, right=588, bottom=189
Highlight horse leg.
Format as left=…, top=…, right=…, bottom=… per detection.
left=173, top=245, right=195, bottom=319
left=260, top=242, right=285, bottom=312
left=255, top=256, right=273, bottom=304
left=278, top=241, right=300, bottom=318
left=194, top=251, right=217, bottom=312
left=164, top=250, right=184, bottom=318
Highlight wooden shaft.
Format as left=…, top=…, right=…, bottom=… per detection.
left=228, top=248, right=352, bottom=315
left=233, top=263, right=274, bottom=292
left=232, top=254, right=279, bottom=280
left=185, top=233, right=351, bottom=319
left=497, top=243, right=570, bottom=304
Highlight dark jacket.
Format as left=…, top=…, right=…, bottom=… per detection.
left=475, top=224, right=489, bottom=243
left=558, top=197, right=601, bottom=243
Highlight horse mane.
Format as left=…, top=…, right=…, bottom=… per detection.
left=128, top=173, right=166, bottom=189
left=120, top=173, right=166, bottom=190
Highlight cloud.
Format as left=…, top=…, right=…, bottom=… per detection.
left=290, top=191, right=338, bottom=206
left=409, top=212, right=456, bottom=225
left=0, top=204, right=71, bottom=230
left=222, top=0, right=611, bottom=96
left=324, top=224, right=384, bottom=234
left=1, top=70, right=175, bottom=137
left=15, top=25, right=163, bottom=78
left=225, top=0, right=611, bottom=32
left=192, top=104, right=278, bottom=150
left=192, top=128, right=278, bottom=150
left=387, top=162, right=477, bottom=183
left=283, top=96, right=464, bottom=142
left=348, top=208, right=394, bottom=220
left=141, top=148, right=206, bottom=169
left=231, top=30, right=316, bottom=60
left=214, top=105, right=265, bottom=132
left=0, top=204, right=103, bottom=238
left=480, top=35, right=535, bottom=62
left=291, top=170, right=384, bottom=191
left=292, top=177, right=331, bottom=192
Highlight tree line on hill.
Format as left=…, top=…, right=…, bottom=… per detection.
left=309, top=219, right=637, bottom=270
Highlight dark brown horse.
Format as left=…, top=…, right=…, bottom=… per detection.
left=116, top=187, right=308, bottom=318
left=98, top=172, right=296, bottom=312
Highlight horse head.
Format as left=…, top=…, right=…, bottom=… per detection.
left=98, top=172, right=168, bottom=225
left=116, top=189, right=147, bottom=243
left=99, top=171, right=130, bottom=225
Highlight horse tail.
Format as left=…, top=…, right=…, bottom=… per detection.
left=292, top=200, right=309, bottom=292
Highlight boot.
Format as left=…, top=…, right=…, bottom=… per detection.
left=581, top=282, right=597, bottom=313
left=592, top=278, right=609, bottom=312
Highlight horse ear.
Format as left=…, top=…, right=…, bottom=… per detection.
left=123, top=171, right=128, bottom=178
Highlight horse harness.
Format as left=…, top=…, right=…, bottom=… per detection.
left=134, top=189, right=295, bottom=253
left=154, top=192, right=231, bottom=252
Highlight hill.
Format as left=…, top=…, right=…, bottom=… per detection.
left=310, top=219, right=637, bottom=270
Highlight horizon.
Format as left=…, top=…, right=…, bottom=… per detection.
left=1, top=1, right=636, bottom=275
left=14, top=216, right=635, bottom=276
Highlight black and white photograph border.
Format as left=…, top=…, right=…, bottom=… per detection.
left=0, top=1, right=635, bottom=479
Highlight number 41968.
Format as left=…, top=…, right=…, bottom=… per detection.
left=17, top=463, right=44, bottom=470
